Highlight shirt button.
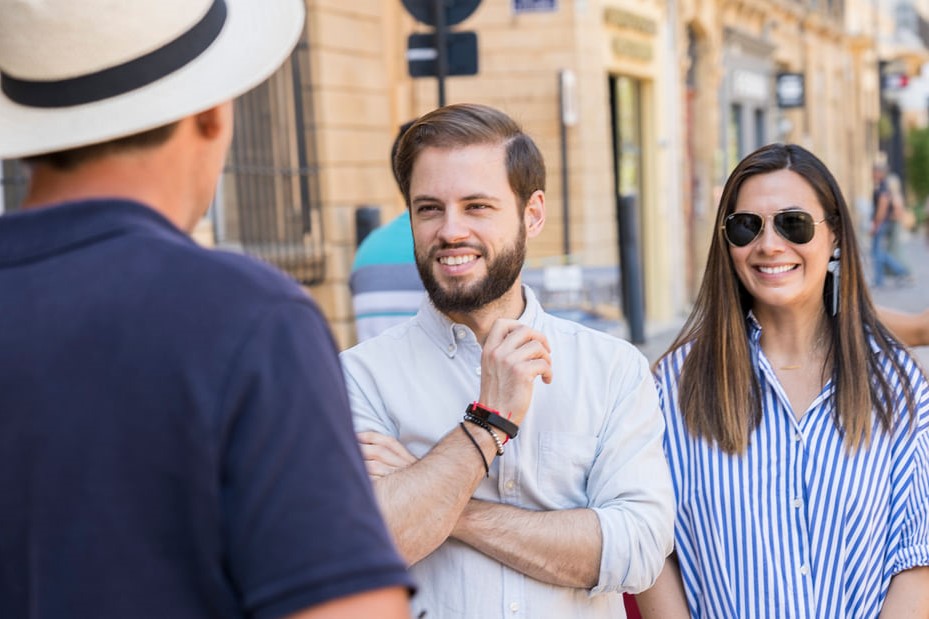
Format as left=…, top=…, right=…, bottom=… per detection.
left=793, top=498, right=802, bottom=508
left=794, top=432, right=801, bottom=442
left=504, top=480, right=515, bottom=491
left=475, top=366, right=482, bottom=376
left=800, top=565, right=808, bottom=576
left=447, top=344, right=455, bottom=353
left=454, top=327, right=467, bottom=340
left=509, top=602, right=519, bottom=613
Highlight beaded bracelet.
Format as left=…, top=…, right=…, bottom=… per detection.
left=463, top=413, right=505, bottom=456
left=459, top=422, right=490, bottom=477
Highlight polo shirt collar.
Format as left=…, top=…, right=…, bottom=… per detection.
left=0, top=199, right=183, bottom=265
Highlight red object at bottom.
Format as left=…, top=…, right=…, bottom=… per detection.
left=623, top=593, right=642, bottom=619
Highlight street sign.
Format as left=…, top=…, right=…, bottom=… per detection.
left=776, top=72, right=804, bottom=108
left=514, top=0, right=557, bottom=13
left=407, top=31, right=478, bottom=77
left=401, top=0, right=481, bottom=27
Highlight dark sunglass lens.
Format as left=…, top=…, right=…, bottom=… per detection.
left=725, top=213, right=763, bottom=247
left=774, top=211, right=815, bottom=244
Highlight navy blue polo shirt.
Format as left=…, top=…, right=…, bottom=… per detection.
left=0, top=199, right=412, bottom=618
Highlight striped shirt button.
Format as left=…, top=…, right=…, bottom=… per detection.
left=800, top=565, right=809, bottom=576
left=793, top=497, right=801, bottom=508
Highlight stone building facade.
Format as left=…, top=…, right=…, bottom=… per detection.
left=0, top=0, right=889, bottom=348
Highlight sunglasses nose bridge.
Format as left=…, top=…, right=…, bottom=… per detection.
left=757, top=213, right=790, bottom=248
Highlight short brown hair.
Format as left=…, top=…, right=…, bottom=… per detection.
left=24, top=122, right=180, bottom=170
left=394, top=103, right=545, bottom=208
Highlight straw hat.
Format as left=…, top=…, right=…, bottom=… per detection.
left=0, top=0, right=305, bottom=159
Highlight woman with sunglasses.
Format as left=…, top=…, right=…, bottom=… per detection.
left=637, top=143, right=929, bottom=618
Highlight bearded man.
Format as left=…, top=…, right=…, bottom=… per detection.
left=340, top=103, right=675, bottom=619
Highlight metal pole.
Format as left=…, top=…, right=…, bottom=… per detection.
left=618, top=194, right=646, bottom=343
left=434, top=0, right=447, bottom=106
left=558, top=72, right=570, bottom=260
left=290, top=42, right=312, bottom=233
left=355, top=205, right=382, bottom=247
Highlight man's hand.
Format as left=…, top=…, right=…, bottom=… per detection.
left=357, top=431, right=417, bottom=478
left=479, top=319, right=552, bottom=426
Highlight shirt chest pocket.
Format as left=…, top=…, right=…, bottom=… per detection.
left=536, top=431, right=599, bottom=508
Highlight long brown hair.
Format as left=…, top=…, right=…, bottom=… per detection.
left=661, top=143, right=920, bottom=453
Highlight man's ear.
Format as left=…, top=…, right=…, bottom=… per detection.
left=524, top=190, right=545, bottom=238
left=193, top=105, right=229, bottom=140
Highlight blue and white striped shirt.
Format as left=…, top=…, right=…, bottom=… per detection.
left=654, top=315, right=929, bottom=618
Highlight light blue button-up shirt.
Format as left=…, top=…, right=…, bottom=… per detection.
left=654, top=315, right=929, bottom=618
left=341, top=286, right=675, bottom=619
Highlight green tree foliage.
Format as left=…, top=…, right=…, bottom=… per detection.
left=905, top=127, right=929, bottom=219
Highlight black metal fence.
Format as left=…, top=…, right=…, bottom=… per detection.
left=1, top=41, right=325, bottom=286
left=218, top=40, right=325, bottom=285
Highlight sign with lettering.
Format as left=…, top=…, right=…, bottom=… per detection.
left=776, top=72, right=805, bottom=108
left=513, top=0, right=557, bottom=12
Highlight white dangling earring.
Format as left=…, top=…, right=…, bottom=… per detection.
left=826, top=246, right=840, bottom=316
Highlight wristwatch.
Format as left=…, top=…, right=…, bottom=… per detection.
left=465, top=402, right=519, bottom=439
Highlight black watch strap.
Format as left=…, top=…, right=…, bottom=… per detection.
left=466, top=402, right=519, bottom=439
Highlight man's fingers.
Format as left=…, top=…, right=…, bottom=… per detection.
left=357, top=432, right=417, bottom=469
left=360, top=442, right=416, bottom=468
left=364, top=459, right=396, bottom=479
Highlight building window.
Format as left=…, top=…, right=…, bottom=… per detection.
left=754, top=108, right=766, bottom=150
left=728, top=103, right=744, bottom=172
left=216, top=40, right=325, bottom=286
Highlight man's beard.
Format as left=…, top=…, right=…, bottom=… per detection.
left=416, top=234, right=526, bottom=315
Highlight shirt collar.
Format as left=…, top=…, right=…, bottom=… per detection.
left=746, top=310, right=763, bottom=346
left=417, top=284, right=542, bottom=357
left=0, top=199, right=184, bottom=265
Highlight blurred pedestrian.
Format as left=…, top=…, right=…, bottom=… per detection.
left=871, top=163, right=912, bottom=288
left=884, top=173, right=914, bottom=272
left=0, top=1, right=412, bottom=617
left=639, top=143, right=929, bottom=617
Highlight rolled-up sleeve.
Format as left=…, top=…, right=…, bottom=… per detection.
left=891, top=380, right=929, bottom=575
left=588, top=352, right=676, bottom=594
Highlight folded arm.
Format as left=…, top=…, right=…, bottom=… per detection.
left=362, top=427, right=498, bottom=566
left=451, top=499, right=601, bottom=588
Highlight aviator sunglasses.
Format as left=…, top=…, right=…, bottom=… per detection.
left=722, top=209, right=828, bottom=247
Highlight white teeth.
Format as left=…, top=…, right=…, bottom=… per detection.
left=758, top=264, right=795, bottom=274
left=439, top=255, right=477, bottom=266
